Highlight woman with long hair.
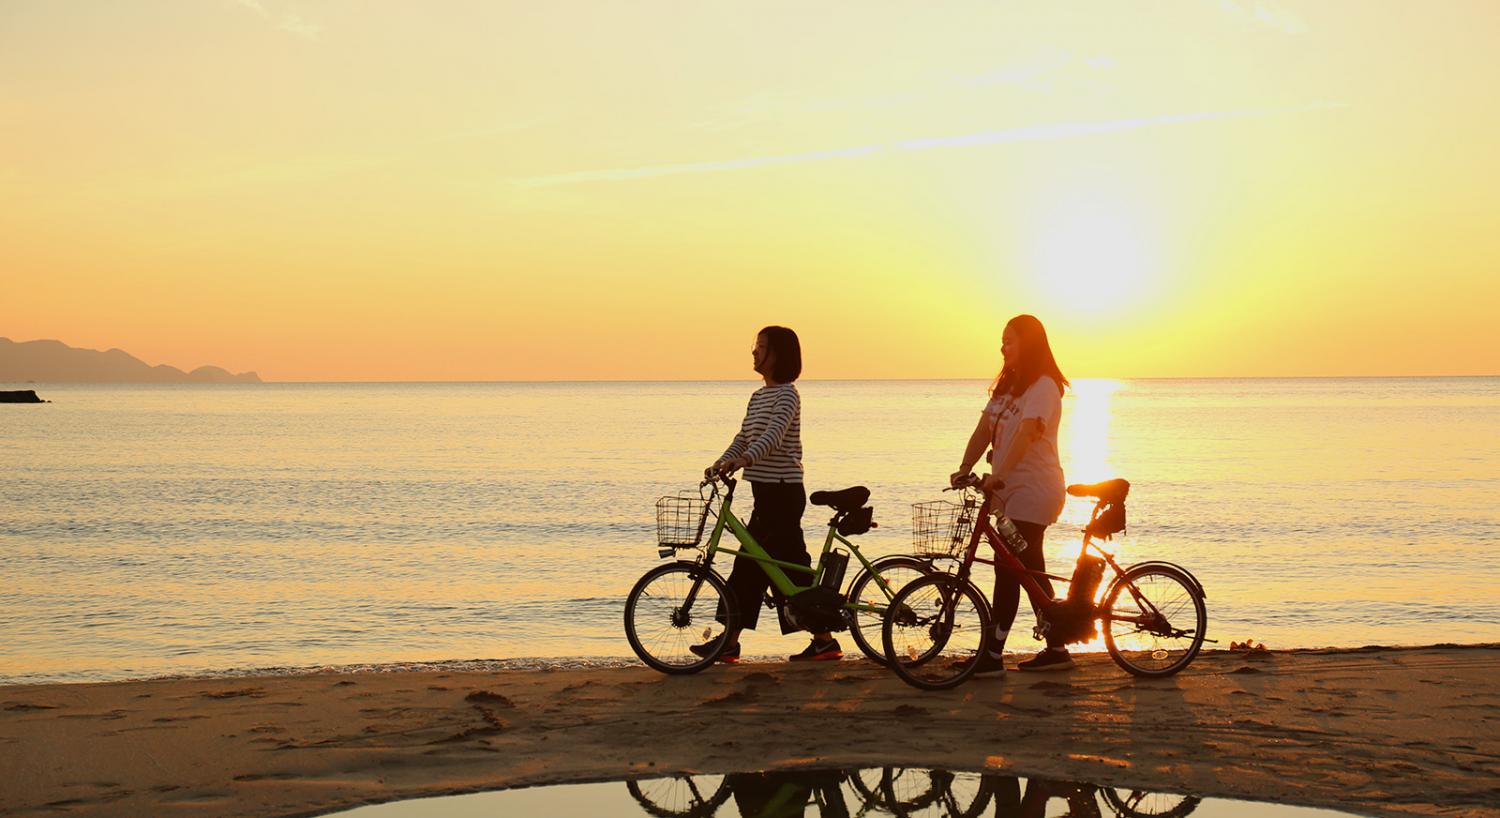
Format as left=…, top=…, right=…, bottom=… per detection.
left=694, top=326, right=841, bottom=663
left=950, top=314, right=1072, bottom=674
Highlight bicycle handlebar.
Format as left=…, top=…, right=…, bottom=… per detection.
left=699, top=473, right=736, bottom=496
left=947, top=473, right=999, bottom=492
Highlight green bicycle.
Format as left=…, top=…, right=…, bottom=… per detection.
left=624, top=474, right=931, bottom=673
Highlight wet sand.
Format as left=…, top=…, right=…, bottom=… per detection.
left=2, top=644, right=1496, bottom=817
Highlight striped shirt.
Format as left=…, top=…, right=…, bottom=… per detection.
left=720, top=383, right=803, bottom=483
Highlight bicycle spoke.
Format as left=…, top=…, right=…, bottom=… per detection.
left=1105, top=569, right=1205, bottom=675
left=626, top=565, right=729, bottom=671
left=884, top=575, right=990, bottom=689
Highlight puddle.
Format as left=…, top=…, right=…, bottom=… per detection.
left=326, top=768, right=1370, bottom=817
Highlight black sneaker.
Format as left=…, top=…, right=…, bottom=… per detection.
left=789, top=637, right=842, bottom=662
left=950, top=653, right=1006, bottom=677
left=1016, top=648, right=1074, bottom=672
left=690, top=640, right=740, bottom=664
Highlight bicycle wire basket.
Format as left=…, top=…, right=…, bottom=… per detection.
left=656, top=491, right=712, bottom=549
left=911, top=496, right=979, bottom=558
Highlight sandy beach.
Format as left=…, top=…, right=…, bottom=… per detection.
left=2, top=644, right=1496, bottom=817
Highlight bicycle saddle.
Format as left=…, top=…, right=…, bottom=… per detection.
left=809, top=486, right=870, bottom=512
left=1065, top=478, right=1130, bottom=504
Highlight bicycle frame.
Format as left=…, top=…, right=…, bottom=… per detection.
left=952, top=488, right=1162, bottom=631
left=691, top=478, right=898, bottom=615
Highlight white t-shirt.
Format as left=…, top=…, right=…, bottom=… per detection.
left=982, top=375, right=1065, bottom=525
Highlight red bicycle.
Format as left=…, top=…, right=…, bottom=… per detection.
left=881, top=474, right=1208, bottom=689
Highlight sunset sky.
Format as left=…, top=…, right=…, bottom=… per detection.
left=3, top=1, right=1497, bottom=381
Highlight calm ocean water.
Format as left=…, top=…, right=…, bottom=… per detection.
left=2, top=378, right=1497, bottom=684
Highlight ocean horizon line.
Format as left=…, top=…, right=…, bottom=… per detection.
left=8, top=373, right=1497, bottom=386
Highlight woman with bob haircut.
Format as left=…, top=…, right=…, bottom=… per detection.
left=950, top=314, right=1073, bottom=674
left=694, top=325, right=841, bottom=663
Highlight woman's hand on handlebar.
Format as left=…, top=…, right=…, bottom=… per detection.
left=948, top=472, right=999, bottom=492
left=948, top=471, right=983, bottom=490
left=705, top=457, right=749, bottom=481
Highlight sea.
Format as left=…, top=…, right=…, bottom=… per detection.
left=2, top=378, right=1497, bottom=684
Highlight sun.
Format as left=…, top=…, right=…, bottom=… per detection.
left=1022, top=186, right=1161, bottom=316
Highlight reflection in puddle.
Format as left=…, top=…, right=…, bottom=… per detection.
left=330, top=768, right=1368, bottom=817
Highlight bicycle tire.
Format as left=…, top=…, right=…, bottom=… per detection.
left=846, top=555, right=930, bottom=666
left=1100, top=787, right=1202, bottom=818
left=881, top=573, right=992, bottom=691
left=879, top=767, right=945, bottom=815
left=626, top=775, right=732, bottom=818
left=625, top=562, right=736, bottom=675
left=929, top=770, right=994, bottom=818
left=1102, top=564, right=1206, bottom=677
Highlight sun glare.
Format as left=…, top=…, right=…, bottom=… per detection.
left=1024, top=188, right=1161, bottom=316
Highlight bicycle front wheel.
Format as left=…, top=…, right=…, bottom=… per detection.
left=624, top=562, right=736, bottom=674
left=882, top=573, right=991, bottom=691
left=846, top=555, right=930, bottom=666
left=1102, top=565, right=1206, bottom=677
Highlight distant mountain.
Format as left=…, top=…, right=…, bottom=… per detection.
left=0, top=338, right=262, bottom=384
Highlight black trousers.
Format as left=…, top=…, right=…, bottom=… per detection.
left=724, top=481, right=810, bottom=632
left=992, top=519, right=1064, bottom=649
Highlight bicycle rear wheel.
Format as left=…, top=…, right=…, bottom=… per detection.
left=1101, top=787, right=1202, bottom=818
left=624, top=562, right=735, bottom=674
left=881, top=574, right=991, bottom=690
left=846, top=556, right=930, bottom=666
left=626, top=774, right=731, bottom=818
left=1102, top=565, right=1206, bottom=677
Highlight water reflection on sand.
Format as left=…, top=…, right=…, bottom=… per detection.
left=332, top=768, right=1366, bottom=817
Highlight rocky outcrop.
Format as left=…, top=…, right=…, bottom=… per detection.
left=0, top=338, right=261, bottom=384
left=0, top=389, right=45, bottom=403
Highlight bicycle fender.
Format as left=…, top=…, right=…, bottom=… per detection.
left=671, top=560, right=729, bottom=585
left=1115, top=560, right=1206, bottom=599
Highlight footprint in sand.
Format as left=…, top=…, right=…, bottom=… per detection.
left=201, top=688, right=266, bottom=700
left=704, top=690, right=756, bottom=706
left=465, top=691, right=516, bottom=707
left=59, top=710, right=129, bottom=721
left=4, top=702, right=59, bottom=712
left=232, top=772, right=297, bottom=782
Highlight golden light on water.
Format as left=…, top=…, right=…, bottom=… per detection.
left=1064, top=378, right=1123, bottom=487
left=1052, top=378, right=1124, bottom=654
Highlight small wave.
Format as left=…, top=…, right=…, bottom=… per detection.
left=115, top=656, right=644, bottom=682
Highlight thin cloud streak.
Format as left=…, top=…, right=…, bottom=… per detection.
left=512, top=102, right=1348, bottom=189
left=1213, top=0, right=1310, bottom=35
left=228, top=0, right=322, bottom=40
left=513, top=144, right=885, bottom=189
left=896, top=103, right=1344, bottom=151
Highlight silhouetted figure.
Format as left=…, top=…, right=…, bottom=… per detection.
left=694, top=326, right=842, bottom=663
left=951, top=314, right=1073, bottom=675
left=727, top=771, right=848, bottom=818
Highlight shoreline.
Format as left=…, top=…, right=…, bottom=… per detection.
left=2, top=644, right=1497, bottom=817
left=5, top=641, right=1490, bottom=687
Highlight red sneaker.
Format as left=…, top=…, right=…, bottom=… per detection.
left=789, top=638, right=842, bottom=662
